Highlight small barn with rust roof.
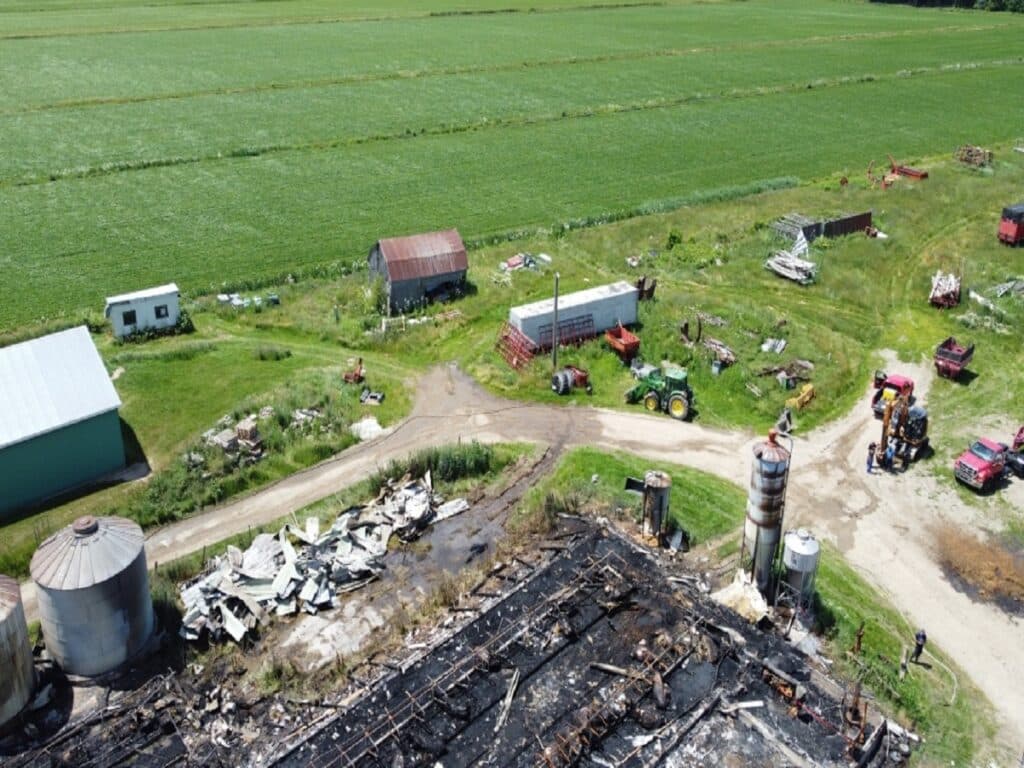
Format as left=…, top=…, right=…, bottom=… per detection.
left=368, top=229, right=468, bottom=315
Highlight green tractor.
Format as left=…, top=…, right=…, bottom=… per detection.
left=625, top=366, right=694, bottom=421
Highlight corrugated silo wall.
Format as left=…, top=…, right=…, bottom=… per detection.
left=0, top=581, right=35, bottom=726
left=36, top=549, right=154, bottom=677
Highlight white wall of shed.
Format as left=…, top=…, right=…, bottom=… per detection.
left=109, top=292, right=180, bottom=338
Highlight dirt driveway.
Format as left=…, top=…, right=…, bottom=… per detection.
left=19, top=360, right=1024, bottom=748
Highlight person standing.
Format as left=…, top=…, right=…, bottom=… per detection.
left=867, top=442, right=877, bottom=474
left=884, top=439, right=896, bottom=471
left=912, top=628, right=927, bottom=663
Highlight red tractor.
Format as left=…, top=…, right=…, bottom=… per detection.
left=551, top=365, right=592, bottom=395
left=954, top=438, right=1008, bottom=491
left=998, top=203, right=1024, bottom=245
left=871, top=372, right=914, bottom=418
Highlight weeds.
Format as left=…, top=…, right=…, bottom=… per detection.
left=258, top=655, right=298, bottom=694
left=253, top=345, right=292, bottom=361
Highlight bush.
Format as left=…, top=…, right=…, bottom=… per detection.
left=665, top=229, right=683, bottom=251
left=116, top=309, right=196, bottom=344
left=253, top=345, right=292, bottom=361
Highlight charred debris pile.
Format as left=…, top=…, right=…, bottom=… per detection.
left=180, top=472, right=469, bottom=644
left=273, top=526, right=913, bottom=768
left=3, top=523, right=917, bottom=768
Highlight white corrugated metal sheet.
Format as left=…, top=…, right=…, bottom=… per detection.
left=0, top=326, right=121, bottom=450
left=104, top=282, right=179, bottom=314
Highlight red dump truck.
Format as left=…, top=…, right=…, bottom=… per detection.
left=954, top=438, right=1007, bottom=491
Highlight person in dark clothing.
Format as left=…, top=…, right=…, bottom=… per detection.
left=884, top=439, right=896, bottom=471
left=867, top=442, right=877, bottom=474
left=912, top=628, right=927, bottom=663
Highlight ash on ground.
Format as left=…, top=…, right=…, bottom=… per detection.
left=2, top=521, right=916, bottom=767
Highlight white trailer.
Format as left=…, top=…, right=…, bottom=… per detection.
left=105, top=283, right=180, bottom=338
left=509, top=281, right=639, bottom=346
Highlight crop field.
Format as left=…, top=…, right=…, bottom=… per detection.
left=2, top=0, right=1024, bottom=329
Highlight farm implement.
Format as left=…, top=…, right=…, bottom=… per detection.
left=998, top=203, right=1024, bottom=246
left=867, top=155, right=928, bottom=189
left=934, top=337, right=974, bottom=380
left=605, top=322, right=641, bottom=363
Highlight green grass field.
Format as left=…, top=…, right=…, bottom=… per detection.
left=2, top=0, right=1024, bottom=328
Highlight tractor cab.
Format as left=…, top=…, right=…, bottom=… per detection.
left=625, top=365, right=694, bottom=421
left=999, top=202, right=1024, bottom=245
left=662, top=366, right=689, bottom=393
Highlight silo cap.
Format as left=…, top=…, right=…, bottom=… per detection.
left=72, top=516, right=99, bottom=535
left=30, top=516, right=145, bottom=591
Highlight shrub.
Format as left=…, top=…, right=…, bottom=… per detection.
left=253, top=345, right=292, bottom=361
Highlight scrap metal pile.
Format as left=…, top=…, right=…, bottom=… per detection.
left=179, top=474, right=469, bottom=644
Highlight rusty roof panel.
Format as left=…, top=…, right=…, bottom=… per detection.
left=377, top=229, right=468, bottom=282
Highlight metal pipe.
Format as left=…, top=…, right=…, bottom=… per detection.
left=552, top=272, right=560, bottom=371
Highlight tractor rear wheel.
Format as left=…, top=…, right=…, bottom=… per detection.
left=668, top=393, right=690, bottom=421
left=643, top=392, right=660, bottom=412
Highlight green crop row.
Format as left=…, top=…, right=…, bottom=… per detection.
left=3, top=27, right=1022, bottom=183
left=3, top=64, right=1024, bottom=329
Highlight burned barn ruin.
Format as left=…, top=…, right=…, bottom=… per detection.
left=272, top=526, right=907, bottom=768
left=2, top=521, right=914, bottom=768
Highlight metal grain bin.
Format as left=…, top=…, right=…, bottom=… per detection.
left=30, top=516, right=153, bottom=676
left=742, top=430, right=791, bottom=591
left=782, top=529, right=820, bottom=606
left=0, top=575, right=35, bottom=726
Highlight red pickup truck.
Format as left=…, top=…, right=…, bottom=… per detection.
left=871, top=373, right=914, bottom=418
left=953, top=438, right=1007, bottom=491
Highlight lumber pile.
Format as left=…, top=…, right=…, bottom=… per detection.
left=765, top=232, right=817, bottom=285
left=765, top=253, right=816, bottom=285
left=929, top=271, right=961, bottom=308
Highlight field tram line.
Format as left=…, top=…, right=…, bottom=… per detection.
left=271, top=543, right=635, bottom=768
left=8, top=54, right=1024, bottom=192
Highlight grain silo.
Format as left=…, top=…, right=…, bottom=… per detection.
left=781, top=529, right=821, bottom=608
left=741, top=430, right=791, bottom=593
left=30, top=516, right=154, bottom=677
left=0, top=575, right=35, bottom=726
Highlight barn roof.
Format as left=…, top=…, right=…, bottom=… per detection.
left=0, top=326, right=121, bottom=451
left=375, top=229, right=467, bottom=282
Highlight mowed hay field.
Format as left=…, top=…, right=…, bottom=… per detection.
left=3, top=0, right=1024, bottom=328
